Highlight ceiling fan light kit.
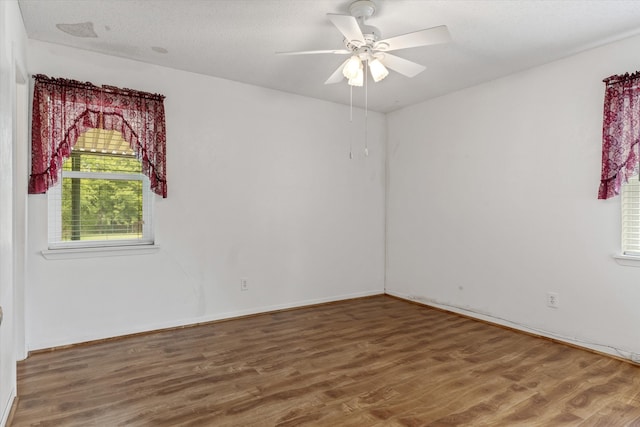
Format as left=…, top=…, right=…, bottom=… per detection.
left=369, top=58, right=389, bottom=83
left=349, top=68, right=364, bottom=87
left=343, top=55, right=363, bottom=80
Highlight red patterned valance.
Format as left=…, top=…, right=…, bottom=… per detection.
left=598, top=72, right=640, bottom=199
left=28, top=74, right=167, bottom=197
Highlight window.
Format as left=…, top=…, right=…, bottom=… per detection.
left=48, top=128, right=153, bottom=249
left=621, top=176, right=640, bottom=255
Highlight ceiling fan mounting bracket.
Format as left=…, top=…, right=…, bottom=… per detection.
left=349, top=0, right=376, bottom=20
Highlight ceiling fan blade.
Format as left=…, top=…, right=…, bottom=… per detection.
left=325, top=59, right=350, bottom=84
left=376, top=25, right=451, bottom=52
left=377, top=53, right=426, bottom=78
left=276, top=49, right=350, bottom=55
left=327, top=14, right=365, bottom=44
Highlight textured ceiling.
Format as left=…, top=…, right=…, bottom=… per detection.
left=17, top=0, right=640, bottom=113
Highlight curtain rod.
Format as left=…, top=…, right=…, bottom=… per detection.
left=33, top=74, right=166, bottom=101
left=603, top=71, right=640, bottom=86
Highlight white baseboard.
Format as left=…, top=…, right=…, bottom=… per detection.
left=27, top=290, right=384, bottom=351
left=0, top=389, right=15, bottom=427
left=385, top=289, right=636, bottom=363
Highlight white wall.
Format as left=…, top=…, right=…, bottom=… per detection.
left=0, top=0, right=28, bottom=423
left=386, top=33, right=640, bottom=360
left=26, top=41, right=386, bottom=350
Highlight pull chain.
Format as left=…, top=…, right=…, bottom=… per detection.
left=349, top=84, right=354, bottom=159
left=364, top=59, right=369, bottom=157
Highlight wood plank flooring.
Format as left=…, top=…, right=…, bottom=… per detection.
left=11, top=295, right=640, bottom=426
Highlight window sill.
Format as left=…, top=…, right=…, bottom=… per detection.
left=41, top=244, right=160, bottom=260
left=613, top=254, right=640, bottom=267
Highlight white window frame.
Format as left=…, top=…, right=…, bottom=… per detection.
left=47, top=166, right=154, bottom=250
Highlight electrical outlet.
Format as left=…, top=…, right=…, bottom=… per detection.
left=240, top=278, right=249, bottom=291
left=546, top=292, right=559, bottom=308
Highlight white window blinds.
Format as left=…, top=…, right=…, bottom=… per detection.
left=621, top=176, right=640, bottom=255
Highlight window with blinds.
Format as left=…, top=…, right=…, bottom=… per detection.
left=621, top=176, right=640, bottom=255
left=48, top=128, right=153, bottom=249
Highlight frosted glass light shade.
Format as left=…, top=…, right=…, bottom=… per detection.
left=348, top=68, right=364, bottom=87
left=343, top=56, right=362, bottom=80
left=369, top=58, right=389, bottom=82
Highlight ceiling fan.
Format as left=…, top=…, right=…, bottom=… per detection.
left=277, top=0, right=451, bottom=86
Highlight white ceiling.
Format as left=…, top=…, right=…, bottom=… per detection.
left=17, top=0, right=640, bottom=113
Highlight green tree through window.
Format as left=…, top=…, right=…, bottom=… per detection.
left=61, top=152, right=143, bottom=241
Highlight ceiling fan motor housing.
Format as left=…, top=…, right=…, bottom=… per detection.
left=361, top=24, right=381, bottom=43
left=344, top=27, right=380, bottom=51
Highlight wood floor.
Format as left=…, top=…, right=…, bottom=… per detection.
left=10, top=295, right=640, bottom=426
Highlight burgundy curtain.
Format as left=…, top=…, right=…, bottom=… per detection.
left=28, top=74, right=167, bottom=198
left=598, top=72, right=640, bottom=199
